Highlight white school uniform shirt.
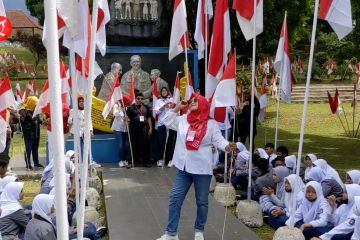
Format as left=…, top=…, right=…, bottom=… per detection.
left=0, top=182, right=24, bottom=218
left=111, top=104, right=128, bottom=132
left=68, top=109, right=93, bottom=137
left=153, top=97, right=174, bottom=128
left=163, top=111, right=229, bottom=175
left=283, top=175, right=304, bottom=218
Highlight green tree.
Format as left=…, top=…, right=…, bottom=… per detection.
left=26, top=0, right=45, bottom=25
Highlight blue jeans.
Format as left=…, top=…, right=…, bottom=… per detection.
left=166, top=170, right=212, bottom=236
left=295, top=220, right=332, bottom=240
left=24, top=136, right=40, bottom=166
left=114, top=131, right=130, bottom=162
left=69, top=222, right=101, bottom=240
left=268, top=213, right=288, bottom=229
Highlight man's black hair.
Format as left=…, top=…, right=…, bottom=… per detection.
left=265, top=143, right=274, bottom=149
left=276, top=146, right=289, bottom=156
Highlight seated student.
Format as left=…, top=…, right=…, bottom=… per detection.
left=25, top=194, right=56, bottom=240
left=254, top=158, right=276, bottom=201
left=231, top=151, right=250, bottom=190
left=351, top=196, right=360, bottom=240
left=0, top=176, right=18, bottom=194
left=346, top=170, right=360, bottom=184
left=0, top=182, right=28, bottom=240
left=265, top=142, right=277, bottom=165
left=260, top=166, right=290, bottom=214
left=269, top=174, right=304, bottom=229
left=285, top=155, right=306, bottom=178
left=276, top=146, right=289, bottom=158
left=0, top=153, right=10, bottom=178
left=314, top=159, right=344, bottom=188
left=307, top=166, right=343, bottom=201
left=304, top=153, right=317, bottom=180
left=291, top=181, right=332, bottom=240
left=273, top=156, right=286, bottom=167
left=255, top=148, right=269, bottom=159
left=314, top=184, right=360, bottom=240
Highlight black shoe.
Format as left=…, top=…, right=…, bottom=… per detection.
left=27, top=166, right=33, bottom=170
left=34, top=164, right=44, bottom=168
left=96, top=226, right=108, bottom=238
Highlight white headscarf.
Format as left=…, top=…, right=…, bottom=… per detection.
left=32, top=194, right=55, bottom=225
left=304, top=154, right=317, bottom=180
left=337, top=184, right=360, bottom=224
left=302, top=181, right=326, bottom=223
left=236, top=142, right=247, bottom=152
left=273, top=166, right=290, bottom=199
left=347, top=170, right=360, bottom=184
left=256, top=148, right=269, bottom=159
left=0, top=182, right=24, bottom=218
left=65, top=150, right=75, bottom=159
left=49, top=173, right=71, bottom=193
left=0, top=176, right=18, bottom=194
left=314, top=159, right=343, bottom=187
left=306, top=166, right=326, bottom=182
left=306, top=154, right=317, bottom=162
left=43, top=157, right=75, bottom=179
left=285, top=155, right=297, bottom=173
left=284, top=174, right=305, bottom=222
left=353, top=196, right=360, bottom=216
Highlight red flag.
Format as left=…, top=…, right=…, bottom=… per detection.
left=327, top=88, right=340, bottom=114
left=152, top=78, right=159, bottom=119
left=129, top=75, right=135, bottom=104
left=194, top=0, right=213, bottom=59
left=15, top=82, right=22, bottom=103
left=32, top=80, right=38, bottom=96
left=97, top=0, right=110, bottom=56
left=205, top=0, right=231, bottom=98
left=173, top=72, right=181, bottom=105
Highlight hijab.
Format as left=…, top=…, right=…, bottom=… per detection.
left=285, top=155, right=296, bottom=173
left=256, top=148, right=269, bottom=159
left=314, top=159, right=343, bottom=187
left=307, top=166, right=326, bottom=182
left=236, top=142, right=247, bottom=152
left=354, top=196, right=360, bottom=216
left=307, top=154, right=317, bottom=162
left=302, top=181, right=326, bottom=223
left=43, top=156, right=74, bottom=178
left=49, top=174, right=71, bottom=193
left=338, top=184, right=360, bottom=223
left=304, top=153, right=317, bottom=180
left=160, top=87, right=169, bottom=99
left=347, top=170, right=360, bottom=184
left=0, top=182, right=24, bottom=218
left=186, top=93, right=210, bottom=150
left=273, top=166, right=291, bottom=199
left=23, top=96, right=38, bottom=112
left=32, top=194, right=55, bottom=225
left=0, top=176, right=18, bottom=194
left=284, top=174, right=305, bottom=213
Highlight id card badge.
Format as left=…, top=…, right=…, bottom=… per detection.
left=187, top=131, right=196, bottom=142
left=139, top=116, right=145, bottom=122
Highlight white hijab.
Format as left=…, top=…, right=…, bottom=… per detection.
left=256, top=148, right=269, bottom=159
left=314, top=159, right=343, bottom=187
left=32, top=194, right=55, bottom=225
left=284, top=174, right=305, bottom=212
left=0, top=176, right=18, bottom=194
left=0, top=182, right=24, bottom=218
left=49, top=173, right=71, bottom=193
left=273, top=166, right=290, bottom=199
left=236, top=142, right=247, bottom=152
left=302, top=181, right=326, bottom=223
left=306, top=166, right=326, bottom=182
left=338, top=184, right=360, bottom=224
left=347, top=170, right=360, bottom=184
left=43, top=157, right=75, bottom=178
left=285, top=155, right=296, bottom=173
left=304, top=154, right=317, bottom=180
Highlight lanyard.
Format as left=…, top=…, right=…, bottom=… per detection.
left=135, top=104, right=144, bottom=116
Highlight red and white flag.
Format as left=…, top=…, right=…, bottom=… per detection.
left=97, top=0, right=110, bottom=56
left=22, top=80, right=34, bottom=102
left=210, top=52, right=236, bottom=122
left=152, top=77, right=159, bottom=118
left=327, top=88, right=341, bottom=115
left=76, top=55, right=103, bottom=95
left=194, top=0, right=213, bottom=59
left=169, top=0, right=190, bottom=61
left=173, top=72, right=181, bottom=105
left=274, top=15, right=293, bottom=103
left=32, top=80, right=50, bottom=117
left=102, top=74, right=122, bottom=119
left=60, top=61, right=72, bottom=105
left=233, top=0, right=263, bottom=41
left=15, top=82, right=22, bottom=103
left=129, top=75, right=135, bottom=104
left=0, top=76, right=16, bottom=152
left=32, top=80, right=38, bottom=96
left=0, top=0, right=6, bottom=17
left=205, top=0, right=231, bottom=98
left=320, top=0, right=353, bottom=40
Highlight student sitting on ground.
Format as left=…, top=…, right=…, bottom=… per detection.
left=0, top=176, right=18, bottom=195
left=276, top=146, right=288, bottom=158
left=351, top=196, right=360, bottom=240
left=291, top=181, right=332, bottom=240
left=0, top=182, right=28, bottom=240
left=314, top=184, right=360, bottom=240
left=268, top=174, right=304, bottom=229
left=273, top=156, right=286, bottom=168
left=0, top=153, right=10, bottom=179
left=264, top=142, right=277, bottom=166
left=306, top=166, right=343, bottom=202
left=345, top=170, right=360, bottom=184
left=254, top=158, right=275, bottom=201
left=231, top=150, right=250, bottom=191
left=304, top=153, right=317, bottom=180
left=314, top=159, right=344, bottom=188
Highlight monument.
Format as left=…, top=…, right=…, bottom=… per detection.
left=97, top=62, right=122, bottom=101
left=150, top=69, right=169, bottom=93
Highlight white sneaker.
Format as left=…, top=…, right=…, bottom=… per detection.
left=156, top=234, right=179, bottom=240
left=118, top=161, right=125, bottom=168
left=157, top=160, right=164, bottom=167
left=167, top=161, right=173, bottom=168
left=194, top=232, right=204, bottom=240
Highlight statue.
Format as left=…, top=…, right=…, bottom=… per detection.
left=133, top=0, right=141, bottom=20
left=115, top=0, right=124, bottom=19
left=149, top=0, right=158, bottom=20
left=124, top=0, right=132, bottom=19
left=142, top=0, right=149, bottom=20
left=97, top=62, right=122, bottom=101
left=150, top=69, right=169, bottom=94
left=121, top=55, right=152, bottom=104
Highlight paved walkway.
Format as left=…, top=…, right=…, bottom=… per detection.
left=102, top=165, right=260, bottom=240
left=9, top=154, right=46, bottom=177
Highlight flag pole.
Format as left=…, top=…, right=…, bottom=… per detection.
left=204, top=0, right=209, bottom=91
left=43, top=0, right=69, bottom=238
left=352, top=84, right=356, bottom=136
left=341, top=103, right=351, bottom=136
left=274, top=11, right=287, bottom=150
left=247, top=0, right=257, bottom=201
left=184, top=36, right=190, bottom=97
left=223, top=111, right=229, bottom=184
left=291, top=0, right=320, bottom=227
left=69, top=48, right=82, bottom=232
left=78, top=0, right=100, bottom=238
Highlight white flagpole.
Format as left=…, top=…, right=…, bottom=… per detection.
left=184, top=36, right=190, bottom=94
left=274, top=11, right=287, bottom=150
left=43, top=0, right=69, bottom=239
left=223, top=110, right=229, bottom=184
left=69, top=48, right=82, bottom=232
left=291, top=0, right=320, bottom=227
left=204, top=0, right=209, bottom=89
left=247, top=0, right=257, bottom=201
left=78, top=0, right=100, bottom=238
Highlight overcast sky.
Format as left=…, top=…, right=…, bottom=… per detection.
left=4, top=0, right=31, bottom=15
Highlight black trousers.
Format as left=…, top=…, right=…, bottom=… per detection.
left=129, top=125, right=149, bottom=166
left=24, top=136, right=40, bottom=166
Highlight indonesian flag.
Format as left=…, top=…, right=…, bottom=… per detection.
left=102, top=74, right=122, bottom=119
left=22, top=81, right=34, bottom=102
left=233, top=0, right=263, bottom=41
left=169, top=0, right=189, bottom=61
left=32, top=80, right=38, bottom=96
left=129, top=75, right=135, bottom=104
left=185, top=70, right=195, bottom=101
left=0, top=0, right=5, bottom=17
left=76, top=55, right=103, bottom=95
left=210, top=52, right=236, bottom=122
left=0, top=76, right=16, bottom=152
left=15, top=82, right=22, bottom=103
left=97, top=0, right=110, bottom=56
left=33, top=80, right=50, bottom=117
left=327, top=88, right=341, bottom=114
left=274, top=15, right=293, bottom=103
left=205, top=0, right=231, bottom=98
left=173, top=72, right=181, bottom=105
left=320, top=0, right=353, bottom=40
left=152, top=77, right=159, bottom=118
left=194, top=0, right=213, bottom=59
left=60, top=61, right=72, bottom=105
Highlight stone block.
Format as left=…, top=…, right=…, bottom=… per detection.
left=86, top=187, right=101, bottom=210
left=273, top=226, right=305, bottom=240
left=236, top=200, right=263, bottom=227
left=213, top=183, right=236, bottom=207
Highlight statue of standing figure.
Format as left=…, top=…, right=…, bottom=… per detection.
left=142, top=0, right=149, bottom=20
left=133, top=0, right=141, bottom=20
left=121, top=55, right=152, bottom=105
left=124, top=0, right=132, bottom=19
left=149, top=0, right=158, bottom=20
left=150, top=69, right=169, bottom=94
left=115, top=0, right=124, bottom=19
left=98, top=63, right=122, bottom=101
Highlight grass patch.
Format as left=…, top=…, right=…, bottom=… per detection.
left=22, top=179, right=41, bottom=206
